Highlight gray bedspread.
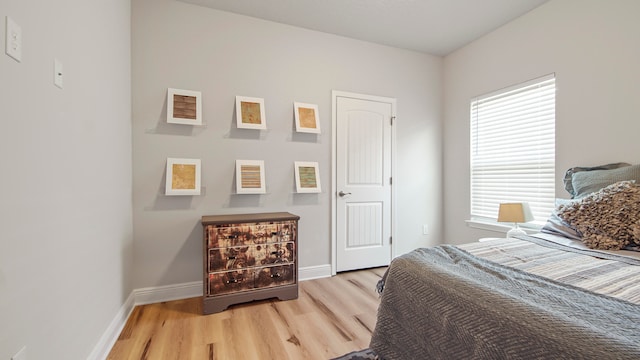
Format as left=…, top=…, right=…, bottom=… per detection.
left=370, top=245, right=640, bottom=359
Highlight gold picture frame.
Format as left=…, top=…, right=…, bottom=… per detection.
left=236, top=160, right=266, bottom=194
left=167, top=88, right=202, bottom=125
left=236, top=96, right=267, bottom=130
left=165, top=158, right=201, bottom=195
left=294, top=102, right=320, bottom=134
left=294, top=161, right=321, bottom=193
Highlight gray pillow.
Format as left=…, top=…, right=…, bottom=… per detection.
left=541, top=198, right=582, bottom=240
left=571, top=164, right=640, bottom=198
left=563, top=162, right=630, bottom=198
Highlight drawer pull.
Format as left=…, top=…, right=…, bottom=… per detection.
left=226, top=278, right=240, bottom=284
left=270, top=273, right=281, bottom=278
left=227, top=256, right=237, bottom=260
left=271, top=251, right=283, bottom=256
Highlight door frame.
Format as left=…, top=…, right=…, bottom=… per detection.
left=331, top=90, right=397, bottom=275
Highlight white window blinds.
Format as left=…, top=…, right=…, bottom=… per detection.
left=470, top=74, right=556, bottom=223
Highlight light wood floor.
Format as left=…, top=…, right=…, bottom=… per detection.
left=108, top=267, right=386, bottom=360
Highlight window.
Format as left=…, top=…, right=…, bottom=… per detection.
left=470, top=74, right=555, bottom=224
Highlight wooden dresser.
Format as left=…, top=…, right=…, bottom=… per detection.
left=201, top=212, right=299, bottom=314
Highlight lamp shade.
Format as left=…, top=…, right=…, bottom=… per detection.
left=497, top=202, right=534, bottom=223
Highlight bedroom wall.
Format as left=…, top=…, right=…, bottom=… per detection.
left=442, top=0, right=640, bottom=244
left=132, top=0, right=442, bottom=289
left=0, top=0, right=132, bottom=359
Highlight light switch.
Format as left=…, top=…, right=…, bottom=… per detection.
left=5, top=16, right=22, bottom=62
left=54, top=59, right=63, bottom=88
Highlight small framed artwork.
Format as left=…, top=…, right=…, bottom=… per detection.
left=165, top=158, right=201, bottom=196
left=236, top=160, right=266, bottom=194
left=294, top=161, right=321, bottom=193
left=236, top=96, right=267, bottom=130
left=167, top=88, right=202, bottom=125
left=294, top=102, right=320, bottom=134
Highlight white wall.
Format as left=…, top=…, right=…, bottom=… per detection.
left=132, top=0, right=442, bottom=289
left=0, top=1, right=132, bottom=359
left=443, top=0, right=640, bottom=244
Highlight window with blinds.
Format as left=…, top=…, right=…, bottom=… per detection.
left=470, top=74, right=556, bottom=223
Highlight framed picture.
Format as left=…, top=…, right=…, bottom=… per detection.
left=167, top=88, right=202, bottom=125
left=236, top=96, right=266, bottom=129
left=165, top=158, right=201, bottom=196
left=236, top=160, right=266, bottom=194
left=294, top=102, right=320, bottom=134
left=294, top=161, right=321, bottom=193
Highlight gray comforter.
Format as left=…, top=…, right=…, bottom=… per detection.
left=370, top=245, right=640, bottom=359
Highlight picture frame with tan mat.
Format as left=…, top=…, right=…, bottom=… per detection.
left=236, top=96, right=267, bottom=129
left=293, top=102, right=320, bottom=133
left=165, top=158, right=201, bottom=195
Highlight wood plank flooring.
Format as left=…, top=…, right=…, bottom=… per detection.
left=108, top=267, right=386, bottom=360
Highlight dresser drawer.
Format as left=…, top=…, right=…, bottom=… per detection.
left=207, top=244, right=266, bottom=272
left=206, top=221, right=297, bottom=248
left=255, top=264, right=295, bottom=289
left=264, top=242, right=295, bottom=265
left=206, top=227, right=244, bottom=248
left=208, top=241, right=295, bottom=272
left=208, top=246, right=251, bottom=272
left=207, top=269, right=255, bottom=296
left=207, top=264, right=295, bottom=296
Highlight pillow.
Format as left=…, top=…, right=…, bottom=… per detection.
left=540, top=198, right=582, bottom=240
left=563, top=162, right=630, bottom=198
left=556, top=181, right=640, bottom=250
left=571, top=164, right=640, bottom=198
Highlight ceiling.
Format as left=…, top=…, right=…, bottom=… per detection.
left=178, top=0, right=549, bottom=56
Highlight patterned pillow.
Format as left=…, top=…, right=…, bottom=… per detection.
left=557, top=181, right=640, bottom=250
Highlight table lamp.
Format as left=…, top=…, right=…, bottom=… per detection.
left=497, top=202, right=534, bottom=238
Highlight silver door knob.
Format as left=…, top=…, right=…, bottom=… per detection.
left=338, top=191, right=352, bottom=197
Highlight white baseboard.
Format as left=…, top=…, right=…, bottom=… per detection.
left=87, top=292, right=135, bottom=360
left=299, top=264, right=332, bottom=281
left=91, top=264, right=332, bottom=359
left=134, top=280, right=203, bottom=305
left=131, top=265, right=332, bottom=304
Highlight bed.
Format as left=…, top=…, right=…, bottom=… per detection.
left=370, top=164, right=640, bottom=359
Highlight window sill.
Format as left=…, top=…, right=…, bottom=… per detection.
left=465, top=218, right=542, bottom=235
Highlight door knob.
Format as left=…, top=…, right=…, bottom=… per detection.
left=338, top=191, right=352, bottom=197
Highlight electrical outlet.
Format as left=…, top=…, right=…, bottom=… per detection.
left=5, top=16, right=22, bottom=62
left=12, top=346, right=27, bottom=360
left=422, top=224, right=429, bottom=235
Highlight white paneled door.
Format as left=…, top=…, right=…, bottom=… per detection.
left=334, top=92, right=395, bottom=272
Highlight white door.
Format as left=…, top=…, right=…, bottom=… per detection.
left=333, top=92, right=394, bottom=272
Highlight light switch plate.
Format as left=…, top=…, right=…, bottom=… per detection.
left=5, top=16, right=22, bottom=62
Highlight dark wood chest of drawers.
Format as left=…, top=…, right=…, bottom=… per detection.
left=201, top=212, right=299, bottom=314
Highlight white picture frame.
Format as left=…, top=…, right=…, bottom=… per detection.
left=167, top=88, right=202, bottom=125
left=236, top=96, right=267, bottom=130
left=236, top=160, right=266, bottom=194
left=165, top=158, right=201, bottom=196
left=294, top=161, right=321, bottom=193
left=294, top=102, right=320, bottom=133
